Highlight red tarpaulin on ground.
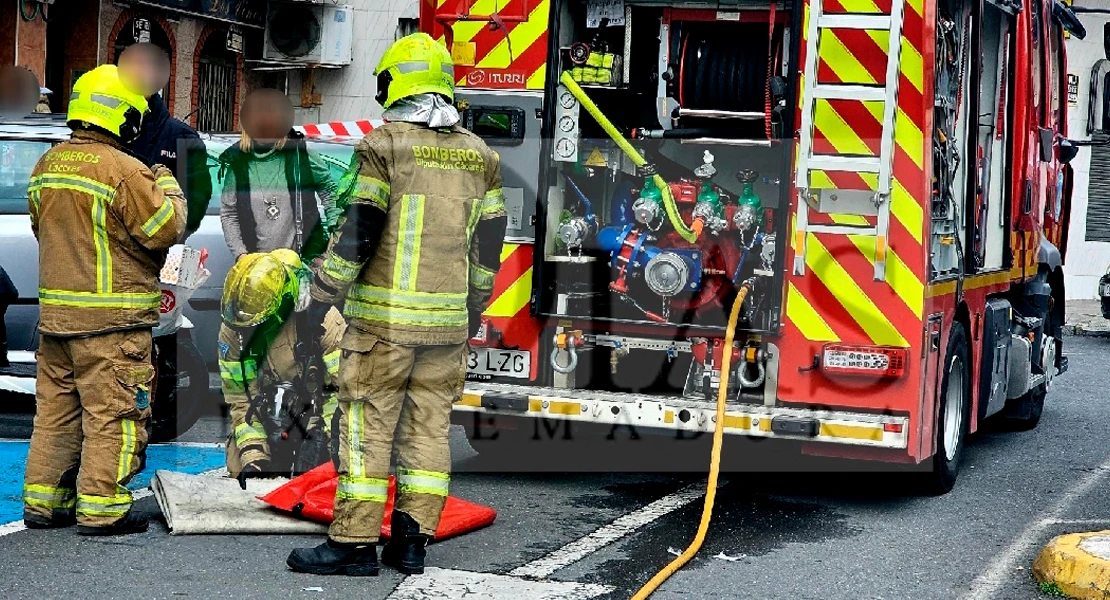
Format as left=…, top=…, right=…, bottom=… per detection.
left=259, top=463, right=497, bottom=541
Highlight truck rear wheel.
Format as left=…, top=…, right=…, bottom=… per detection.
left=1001, top=319, right=1057, bottom=431
left=923, top=322, right=971, bottom=495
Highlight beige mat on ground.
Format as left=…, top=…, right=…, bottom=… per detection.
left=150, top=470, right=328, bottom=535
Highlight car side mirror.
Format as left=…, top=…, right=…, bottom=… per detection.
left=1059, top=138, right=1080, bottom=165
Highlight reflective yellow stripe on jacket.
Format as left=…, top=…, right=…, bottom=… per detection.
left=38, top=289, right=160, bottom=309
left=31, top=173, right=118, bottom=293
left=343, top=284, right=468, bottom=328
left=394, top=194, right=425, bottom=291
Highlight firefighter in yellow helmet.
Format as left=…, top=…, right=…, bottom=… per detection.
left=218, top=250, right=346, bottom=481
left=22, top=65, right=187, bottom=536
left=287, top=32, right=508, bottom=577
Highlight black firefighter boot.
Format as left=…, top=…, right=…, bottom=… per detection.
left=381, top=511, right=432, bottom=575
left=287, top=539, right=379, bottom=576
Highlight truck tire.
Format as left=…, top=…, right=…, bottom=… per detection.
left=150, top=335, right=208, bottom=443
left=923, top=322, right=971, bottom=495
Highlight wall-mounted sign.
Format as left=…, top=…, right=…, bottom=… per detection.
left=1069, top=73, right=1079, bottom=106
left=134, top=18, right=152, bottom=44
left=135, top=0, right=265, bottom=28
left=226, top=28, right=244, bottom=54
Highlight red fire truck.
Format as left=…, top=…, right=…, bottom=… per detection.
left=424, top=0, right=1089, bottom=492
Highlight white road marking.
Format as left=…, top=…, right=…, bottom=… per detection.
left=1045, top=518, right=1110, bottom=526
left=509, top=481, right=710, bottom=579
left=383, top=480, right=714, bottom=598
left=0, top=466, right=225, bottom=538
left=388, top=568, right=613, bottom=599
left=961, top=458, right=1110, bottom=599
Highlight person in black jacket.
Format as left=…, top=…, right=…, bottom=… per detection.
left=119, top=43, right=212, bottom=238
left=0, top=265, right=17, bottom=368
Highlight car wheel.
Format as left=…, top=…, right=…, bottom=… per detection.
left=922, top=322, right=971, bottom=495
left=149, top=335, right=208, bottom=443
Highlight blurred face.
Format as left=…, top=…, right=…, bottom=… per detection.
left=241, top=90, right=295, bottom=144
left=118, top=43, right=171, bottom=99
left=0, top=67, right=40, bottom=118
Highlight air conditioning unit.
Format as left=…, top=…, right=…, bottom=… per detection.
left=263, top=2, right=354, bottom=65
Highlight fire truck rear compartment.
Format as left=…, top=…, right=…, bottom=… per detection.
left=533, top=2, right=797, bottom=403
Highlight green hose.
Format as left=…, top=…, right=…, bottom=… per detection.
left=559, top=72, right=699, bottom=243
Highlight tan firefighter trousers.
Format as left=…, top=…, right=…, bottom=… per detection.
left=23, top=329, right=154, bottom=527
left=329, top=328, right=467, bottom=544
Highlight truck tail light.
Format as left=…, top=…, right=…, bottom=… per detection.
left=822, top=344, right=907, bottom=378
left=883, top=423, right=903, bottom=433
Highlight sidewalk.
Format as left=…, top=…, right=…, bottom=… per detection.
left=1065, top=299, right=1110, bottom=337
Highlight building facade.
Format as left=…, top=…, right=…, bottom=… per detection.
left=1064, top=2, right=1110, bottom=299
left=1, top=0, right=412, bottom=129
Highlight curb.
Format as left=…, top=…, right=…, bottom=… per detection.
left=1033, top=531, right=1110, bottom=599
left=1064, top=324, right=1110, bottom=338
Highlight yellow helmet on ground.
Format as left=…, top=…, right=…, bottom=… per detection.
left=221, top=253, right=299, bottom=328
left=67, top=65, right=148, bottom=142
left=375, top=32, right=455, bottom=109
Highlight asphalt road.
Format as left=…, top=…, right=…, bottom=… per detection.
left=0, top=335, right=1107, bottom=599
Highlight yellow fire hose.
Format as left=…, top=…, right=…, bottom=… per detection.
left=631, top=281, right=752, bottom=600
left=559, top=72, right=701, bottom=243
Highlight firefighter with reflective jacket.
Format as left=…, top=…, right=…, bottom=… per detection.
left=287, top=33, right=508, bottom=576
left=218, top=249, right=346, bottom=481
left=22, top=65, right=187, bottom=536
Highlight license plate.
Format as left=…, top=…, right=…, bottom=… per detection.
left=468, top=348, right=530, bottom=379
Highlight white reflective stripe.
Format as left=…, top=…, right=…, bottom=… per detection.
left=141, top=200, right=176, bottom=237
left=470, top=264, right=496, bottom=291
left=323, top=350, right=341, bottom=375
left=322, top=253, right=363, bottom=283
left=93, top=193, right=110, bottom=292
left=89, top=93, right=124, bottom=109
left=344, top=300, right=468, bottom=327
left=336, top=477, right=389, bottom=502
left=394, top=194, right=425, bottom=291
left=348, top=284, right=466, bottom=311
left=348, top=402, right=364, bottom=478
left=396, top=475, right=450, bottom=497
left=482, top=188, right=506, bottom=214
left=76, top=493, right=132, bottom=517
left=394, top=61, right=455, bottom=77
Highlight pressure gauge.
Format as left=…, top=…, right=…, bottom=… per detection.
left=556, top=138, right=577, bottom=159
left=559, top=115, right=576, bottom=133
left=559, top=89, right=577, bottom=109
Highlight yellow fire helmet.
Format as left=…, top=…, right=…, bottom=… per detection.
left=67, top=65, right=149, bottom=142
left=268, top=248, right=312, bottom=312
left=221, top=253, right=299, bottom=328
left=375, top=32, right=455, bottom=109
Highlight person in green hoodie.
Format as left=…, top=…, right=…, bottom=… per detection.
left=220, top=89, right=340, bottom=264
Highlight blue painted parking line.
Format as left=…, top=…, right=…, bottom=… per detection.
left=0, top=441, right=226, bottom=524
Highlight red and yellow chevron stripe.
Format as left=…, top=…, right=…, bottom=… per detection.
left=485, top=243, right=533, bottom=319
left=482, top=242, right=541, bottom=380
left=425, top=0, right=551, bottom=90
left=785, top=0, right=927, bottom=350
